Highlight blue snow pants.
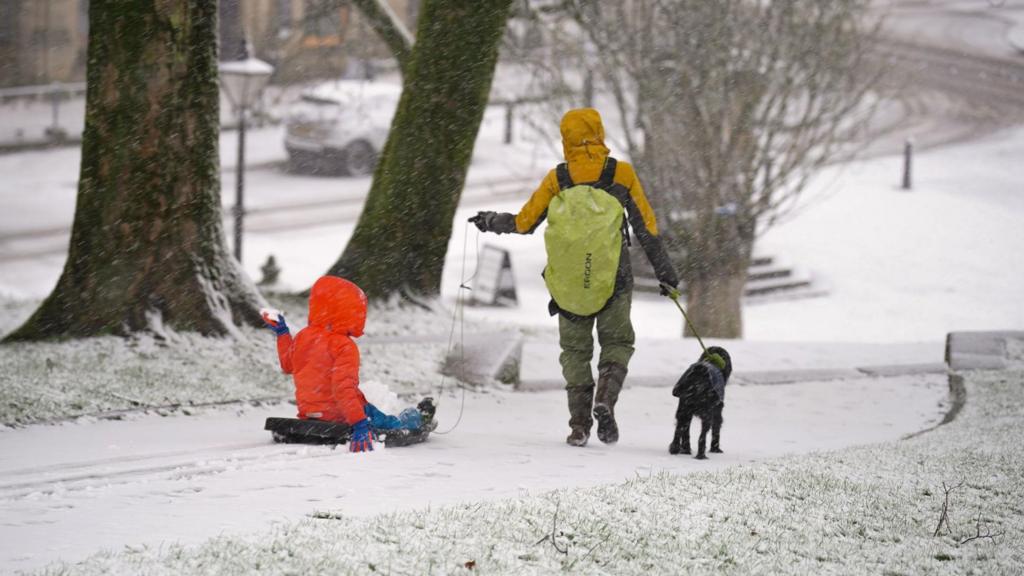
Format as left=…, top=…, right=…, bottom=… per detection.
left=364, top=403, right=422, bottom=431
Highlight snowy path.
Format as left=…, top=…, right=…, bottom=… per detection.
left=0, top=374, right=947, bottom=572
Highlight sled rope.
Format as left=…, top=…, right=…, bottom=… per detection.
left=662, top=286, right=726, bottom=370
left=432, top=220, right=479, bottom=435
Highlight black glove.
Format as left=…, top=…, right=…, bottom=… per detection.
left=469, top=211, right=516, bottom=234
left=469, top=211, right=498, bottom=232
left=659, top=281, right=681, bottom=300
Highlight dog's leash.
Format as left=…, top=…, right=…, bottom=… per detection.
left=660, top=284, right=726, bottom=371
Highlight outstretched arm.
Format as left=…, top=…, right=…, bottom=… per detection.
left=470, top=171, right=559, bottom=235
left=262, top=310, right=295, bottom=374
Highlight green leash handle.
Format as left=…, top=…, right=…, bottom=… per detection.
left=660, top=283, right=726, bottom=371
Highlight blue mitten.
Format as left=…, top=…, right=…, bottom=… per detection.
left=349, top=419, right=374, bottom=452
left=261, top=309, right=290, bottom=336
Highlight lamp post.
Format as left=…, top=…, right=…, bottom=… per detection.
left=218, top=55, right=273, bottom=262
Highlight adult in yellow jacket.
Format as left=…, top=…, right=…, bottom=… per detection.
left=472, top=108, right=679, bottom=447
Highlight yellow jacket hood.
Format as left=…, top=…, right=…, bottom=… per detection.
left=560, top=108, right=611, bottom=164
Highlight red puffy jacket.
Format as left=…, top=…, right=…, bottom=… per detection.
left=275, top=276, right=368, bottom=425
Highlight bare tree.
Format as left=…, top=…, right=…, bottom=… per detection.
left=519, top=0, right=881, bottom=337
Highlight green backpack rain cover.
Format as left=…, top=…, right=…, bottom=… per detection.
left=544, top=159, right=625, bottom=317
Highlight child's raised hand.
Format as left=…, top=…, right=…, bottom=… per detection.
left=260, top=308, right=289, bottom=336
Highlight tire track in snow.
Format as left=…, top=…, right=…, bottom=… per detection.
left=0, top=441, right=340, bottom=501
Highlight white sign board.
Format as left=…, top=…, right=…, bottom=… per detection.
left=471, top=244, right=517, bottom=306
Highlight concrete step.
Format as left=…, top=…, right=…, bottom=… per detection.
left=634, top=270, right=817, bottom=298
left=746, top=263, right=793, bottom=282
left=946, top=331, right=1024, bottom=371
left=744, top=273, right=813, bottom=297
left=632, top=252, right=818, bottom=299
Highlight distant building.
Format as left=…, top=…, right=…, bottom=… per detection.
left=0, top=0, right=89, bottom=87
left=0, top=0, right=419, bottom=88
left=231, top=0, right=419, bottom=82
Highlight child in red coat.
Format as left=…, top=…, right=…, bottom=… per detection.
left=263, top=275, right=422, bottom=452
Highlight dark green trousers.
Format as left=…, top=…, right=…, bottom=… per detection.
left=558, top=291, right=635, bottom=390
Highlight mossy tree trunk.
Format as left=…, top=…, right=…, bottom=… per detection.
left=327, top=0, right=513, bottom=301
left=4, top=0, right=265, bottom=342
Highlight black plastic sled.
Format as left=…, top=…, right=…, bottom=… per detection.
left=265, top=398, right=437, bottom=448
left=265, top=418, right=352, bottom=445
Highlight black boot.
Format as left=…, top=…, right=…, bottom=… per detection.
left=594, top=363, right=626, bottom=444
left=417, top=397, right=437, bottom=432
left=566, top=385, right=594, bottom=447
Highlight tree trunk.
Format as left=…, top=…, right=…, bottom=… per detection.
left=5, top=0, right=265, bottom=342
left=684, top=271, right=747, bottom=339
left=327, top=0, right=513, bottom=301
left=665, top=192, right=754, bottom=340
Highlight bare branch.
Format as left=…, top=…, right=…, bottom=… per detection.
left=934, top=480, right=964, bottom=537
left=958, top=513, right=1004, bottom=546
left=349, top=0, right=415, bottom=76
left=516, top=0, right=882, bottom=336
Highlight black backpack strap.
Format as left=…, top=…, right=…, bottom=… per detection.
left=591, top=157, right=630, bottom=245
left=597, top=157, right=617, bottom=189
left=555, top=163, right=573, bottom=190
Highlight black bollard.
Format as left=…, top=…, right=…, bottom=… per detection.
left=902, top=139, right=913, bottom=190
left=504, top=102, right=514, bottom=145
left=259, top=255, right=281, bottom=286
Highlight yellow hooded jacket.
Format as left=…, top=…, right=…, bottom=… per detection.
left=514, top=108, right=660, bottom=235
left=498, top=109, right=679, bottom=314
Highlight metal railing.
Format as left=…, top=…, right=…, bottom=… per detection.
left=0, top=82, right=87, bottom=146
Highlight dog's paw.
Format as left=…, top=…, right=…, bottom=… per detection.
left=710, top=447, right=723, bottom=453
left=695, top=453, right=708, bottom=460
left=681, top=447, right=691, bottom=455
left=668, top=442, right=680, bottom=455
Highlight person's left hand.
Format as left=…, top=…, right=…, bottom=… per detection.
left=349, top=419, right=374, bottom=453
left=261, top=310, right=290, bottom=336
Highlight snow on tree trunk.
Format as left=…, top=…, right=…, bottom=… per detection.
left=327, top=0, right=513, bottom=301
left=4, top=0, right=265, bottom=341
left=684, top=267, right=748, bottom=340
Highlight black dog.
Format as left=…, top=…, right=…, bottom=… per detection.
left=668, top=346, right=732, bottom=460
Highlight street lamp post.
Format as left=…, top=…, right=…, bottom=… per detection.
left=218, top=56, right=274, bottom=263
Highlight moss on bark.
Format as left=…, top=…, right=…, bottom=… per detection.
left=327, top=0, right=513, bottom=301
left=5, top=0, right=264, bottom=341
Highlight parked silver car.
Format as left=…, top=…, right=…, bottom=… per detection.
left=284, top=81, right=400, bottom=176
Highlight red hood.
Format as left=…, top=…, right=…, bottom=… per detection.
left=308, top=276, right=367, bottom=337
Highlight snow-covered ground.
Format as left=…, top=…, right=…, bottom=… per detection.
left=2, top=15, right=1023, bottom=571
left=878, top=0, right=1024, bottom=60
left=26, top=371, right=1024, bottom=575
left=0, top=372, right=948, bottom=573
